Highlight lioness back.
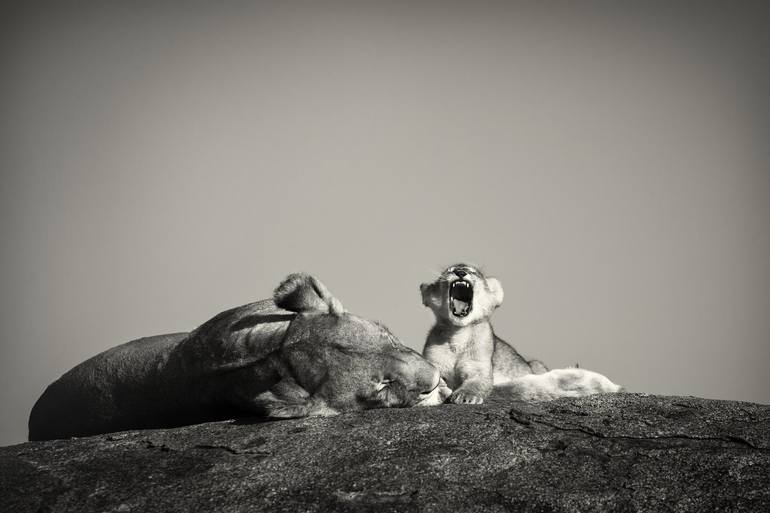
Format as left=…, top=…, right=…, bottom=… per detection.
left=29, top=333, right=192, bottom=441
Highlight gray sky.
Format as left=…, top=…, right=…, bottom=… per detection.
left=2, top=1, right=769, bottom=446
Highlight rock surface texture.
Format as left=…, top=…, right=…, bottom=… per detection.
left=1, top=393, right=768, bottom=512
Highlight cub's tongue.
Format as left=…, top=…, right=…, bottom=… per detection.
left=452, top=298, right=470, bottom=314
left=450, top=281, right=473, bottom=317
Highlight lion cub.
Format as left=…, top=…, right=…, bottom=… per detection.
left=421, top=263, right=547, bottom=404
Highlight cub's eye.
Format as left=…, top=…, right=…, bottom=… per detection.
left=376, top=379, right=394, bottom=392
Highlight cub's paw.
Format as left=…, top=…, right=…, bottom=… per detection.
left=450, top=390, right=484, bottom=405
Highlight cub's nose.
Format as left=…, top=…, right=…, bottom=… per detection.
left=454, top=269, right=467, bottom=278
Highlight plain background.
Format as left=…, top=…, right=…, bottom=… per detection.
left=2, top=1, right=769, bottom=447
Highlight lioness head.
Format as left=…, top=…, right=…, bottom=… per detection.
left=420, top=263, right=504, bottom=327
left=275, top=273, right=449, bottom=410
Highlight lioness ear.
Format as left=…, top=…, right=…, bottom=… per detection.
left=274, top=273, right=345, bottom=315
left=486, top=277, right=504, bottom=308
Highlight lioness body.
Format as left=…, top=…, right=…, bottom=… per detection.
left=30, top=274, right=449, bottom=441
left=29, top=300, right=293, bottom=440
left=422, top=264, right=619, bottom=404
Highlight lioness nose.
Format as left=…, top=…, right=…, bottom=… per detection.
left=454, top=269, right=467, bottom=278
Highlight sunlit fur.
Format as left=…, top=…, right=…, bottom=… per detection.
left=497, top=368, right=622, bottom=401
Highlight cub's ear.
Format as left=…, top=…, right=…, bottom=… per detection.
left=485, top=277, right=504, bottom=308
left=274, top=273, right=345, bottom=315
left=420, top=282, right=434, bottom=307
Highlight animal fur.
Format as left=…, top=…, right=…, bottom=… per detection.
left=421, top=263, right=621, bottom=404
left=29, top=273, right=450, bottom=440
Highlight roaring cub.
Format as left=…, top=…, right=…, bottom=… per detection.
left=29, top=273, right=450, bottom=440
left=421, top=263, right=620, bottom=404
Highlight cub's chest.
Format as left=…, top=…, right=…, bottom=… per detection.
left=423, top=325, right=494, bottom=387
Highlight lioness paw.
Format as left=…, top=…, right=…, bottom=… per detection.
left=266, top=400, right=340, bottom=419
left=450, top=390, right=484, bottom=405
left=438, top=381, right=453, bottom=403
left=414, top=379, right=453, bottom=407
left=266, top=403, right=310, bottom=419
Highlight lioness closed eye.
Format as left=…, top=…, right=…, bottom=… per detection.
left=421, top=263, right=621, bottom=404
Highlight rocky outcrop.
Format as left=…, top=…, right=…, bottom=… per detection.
left=1, top=393, right=768, bottom=512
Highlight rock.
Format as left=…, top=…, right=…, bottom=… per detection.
left=1, top=393, right=768, bottom=512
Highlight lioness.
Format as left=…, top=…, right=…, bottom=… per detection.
left=29, top=273, right=450, bottom=440
left=421, top=263, right=621, bottom=404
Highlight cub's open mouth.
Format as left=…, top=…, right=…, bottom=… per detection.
left=449, top=281, right=473, bottom=317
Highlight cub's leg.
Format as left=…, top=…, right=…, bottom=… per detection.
left=257, top=392, right=340, bottom=418
left=450, top=359, right=493, bottom=404
left=499, top=368, right=622, bottom=401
